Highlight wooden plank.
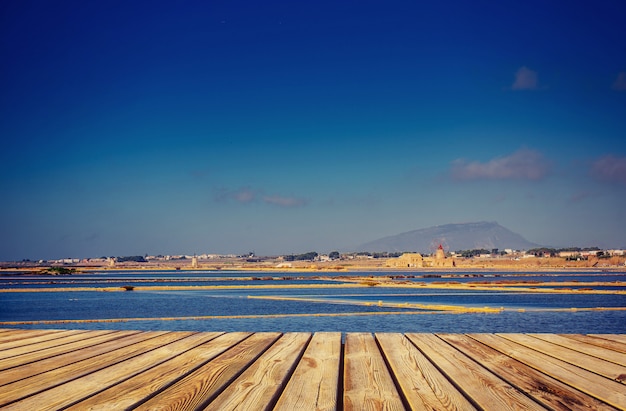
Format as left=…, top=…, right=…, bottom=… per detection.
left=589, top=334, right=626, bottom=346
left=135, top=332, right=281, bottom=410
left=0, top=329, right=67, bottom=346
left=0, top=330, right=106, bottom=357
left=0, top=331, right=191, bottom=407
left=406, top=333, right=544, bottom=410
left=439, top=333, right=615, bottom=411
left=499, top=333, right=626, bottom=381
left=530, top=333, right=626, bottom=367
left=66, top=332, right=249, bottom=410
left=343, top=332, right=405, bottom=411
left=564, top=334, right=626, bottom=355
left=0, top=330, right=135, bottom=371
left=0, top=330, right=117, bottom=362
left=0, top=330, right=623, bottom=410
left=204, top=333, right=311, bottom=411
left=591, top=335, right=626, bottom=345
left=471, top=333, right=626, bottom=409
left=273, top=332, right=341, bottom=411
left=3, top=332, right=222, bottom=410
left=0, top=330, right=159, bottom=386
left=376, top=332, right=476, bottom=411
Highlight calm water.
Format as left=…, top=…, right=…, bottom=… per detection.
left=1, top=270, right=625, bottom=334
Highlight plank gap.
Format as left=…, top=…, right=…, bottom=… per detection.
left=374, top=333, right=414, bottom=411
left=265, top=333, right=313, bottom=411
left=337, top=334, right=345, bottom=411
left=193, top=332, right=284, bottom=410
left=406, top=334, right=483, bottom=411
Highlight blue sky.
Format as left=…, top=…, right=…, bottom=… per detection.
left=1, top=0, right=625, bottom=260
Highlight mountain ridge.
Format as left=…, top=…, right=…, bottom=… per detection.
left=356, top=221, right=540, bottom=253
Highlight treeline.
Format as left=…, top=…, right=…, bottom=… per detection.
left=352, top=251, right=404, bottom=258
left=44, top=266, right=77, bottom=274
left=456, top=249, right=503, bottom=257
left=455, top=247, right=604, bottom=258
left=527, top=247, right=600, bottom=257
left=283, top=252, right=319, bottom=261
left=116, top=255, right=147, bottom=263
left=281, top=251, right=406, bottom=261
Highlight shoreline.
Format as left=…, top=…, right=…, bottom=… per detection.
left=2, top=253, right=626, bottom=275
left=2, top=263, right=625, bottom=275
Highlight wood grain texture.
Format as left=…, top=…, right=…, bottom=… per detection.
left=66, top=332, right=254, bottom=411
left=376, top=332, right=475, bottom=411
left=135, top=332, right=281, bottom=411
left=471, top=333, right=626, bottom=409
left=406, top=333, right=545, bottom=410
left=343, top=333, right=404, bottom=411
left=0, top=329, right=104, bottom=360
left=591, top=334, right=626, bottom=345
left=0, top=331, right=190, bottom=407
left=439, top=333, right=615, bottom=411
left=529, top=333, right=626, bottom=367
left=499, top=333, right=626, bottom=381
left=0, top=329, right=70, bottom=347
left=1, top=329, right=625, bottom=410
left=204, top=333, right=311, bottom=411
left=273, top=332, right=341, bottom=411
left=563, top=334, right=626, bottom=355
left=0, top=330, right=136, bottom=371
left=0, top=330, right=153, bottom=385
left=3, top=332, right=221, bottom=411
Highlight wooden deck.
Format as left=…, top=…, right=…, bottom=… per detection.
left=0, top=329, right=625, bottom=410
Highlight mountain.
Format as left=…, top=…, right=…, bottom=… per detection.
left=356, top=222, right=540, bottom=253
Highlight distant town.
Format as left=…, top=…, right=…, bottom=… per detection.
left=2, top=246, right=625, bottom=272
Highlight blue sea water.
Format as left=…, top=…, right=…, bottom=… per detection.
left=1, top=270, right=625, bottom=334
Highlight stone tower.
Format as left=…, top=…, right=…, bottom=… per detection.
left=435, top=244, right=445, bottom=260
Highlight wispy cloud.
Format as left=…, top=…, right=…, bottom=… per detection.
left=214, top=187, right=257, bottom=203
left=215, top=186, right=307, bottom=208
left=612, top=72, right=626, bottom=91
left=591, top=155, right=626, bottom=184
left=233, top=187, right=257, bottom=203
left=511, top=66, right=538, bottom=90
left=262, top=195, right=307, bottom=208
left=451, top=148, right=549, bottom=181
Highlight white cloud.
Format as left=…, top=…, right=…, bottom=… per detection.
left=591, top=155, right=626, bottom=184
left=612, top=72, right=626, bottom=91
left=451, top=148, right=549, bottom=181
left=511, top=66, right=538, bottom=90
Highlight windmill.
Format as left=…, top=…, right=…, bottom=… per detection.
left=428, top=238, right=449, bottom=256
